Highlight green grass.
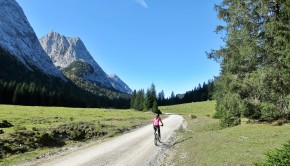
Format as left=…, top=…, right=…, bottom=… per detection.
left=160, top=100, right=216, bottom=116
left=2, top=101, right=289, bottom=165
left=160, top=101, right=290, bottom=166
left=0, top=105, right=153, bottom=165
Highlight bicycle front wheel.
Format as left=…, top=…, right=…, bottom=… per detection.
left=154, top=133, right=158, bottom=145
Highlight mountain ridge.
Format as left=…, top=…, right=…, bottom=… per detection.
left=0, top=0, right=130, bottom=108
left=40, top=32, right=132, bottom=94
left=0, top=0, right=65, bottom=80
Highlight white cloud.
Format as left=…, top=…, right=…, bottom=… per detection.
left=136, top=0, right=148, bottom=8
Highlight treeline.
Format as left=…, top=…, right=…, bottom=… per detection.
left=131, top=80, right=214, bottom=111
left=208, top=0, right=290, bottom=127
left=0, top=48, right=130, bottom=109
left=0, top=80, right=130, bottom=108
left=130, top=84, right=161, bottom=113
left=157, top=80, right=214, bottom=106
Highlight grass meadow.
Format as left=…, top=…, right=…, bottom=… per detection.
left=0, top=105, right=153, bottom=165
left=1, top=101, right=290, bottom=165
left=160, top=101, right=290, bottom=165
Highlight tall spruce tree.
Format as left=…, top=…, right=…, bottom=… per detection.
left=145, top=83, right=158, bottom=112
left=130, top=90, right=137, bottom=109
left=135, top=89, right=145, bottom=111
left=208, top=0, right=290, bottom=127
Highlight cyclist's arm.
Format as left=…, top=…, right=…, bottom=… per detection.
left=159, top=118, right=164, bottom=126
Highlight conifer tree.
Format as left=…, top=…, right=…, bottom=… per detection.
left=12, top=83, right=22, bottom=104
left=130, top=90, right=137, bottom=109
left=135, top=89, right=145, bottom=111
left=145, top=83, right=158, bottom=111
left=208, top=0, right=290, bottom=126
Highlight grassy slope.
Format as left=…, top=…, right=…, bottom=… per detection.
left=160, top=101, right=290, bottom=166
left=0, top=105, right=153, bottom=165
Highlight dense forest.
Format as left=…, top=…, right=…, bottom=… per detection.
left=0, top=80, right=130, bottom=108
left=0, top=48, right=130, bottom=109
left=131, top=80, right=214, bottom=111
left=157, top=79, right=214, bottom=106
left=130, top=84, right=160, bottom=113
left=208, top=0, right=290, bottom=127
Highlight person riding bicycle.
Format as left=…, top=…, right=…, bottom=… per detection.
left=153, top=113, right=163, bottom=141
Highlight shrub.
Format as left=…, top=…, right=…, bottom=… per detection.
left=69, top=117, right=74, bottom=122
left=38, top=132, right=64, bottom=147
left=0, top=120, right=13, bottom=128
left=53, top=122, right=97, bottom=141
left=190, top=114, right=197, bottom=119
left=255, top=140, right=290, bottom=166
left=32, top=127, right=39, bottom=131
left=71, top=130, right=85, bottom=140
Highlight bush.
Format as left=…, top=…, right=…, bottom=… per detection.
left=190, top=114, right=197, bottom=119
left=71, top=130, right=86, bottom=140
left=260, top=102, right=277, bottom=121
left=214, top=93, right=242, bottom=127
left=255, top=140, right=290, bottom=166
left=32, top=127, right=39, bottom=131
left=38, top=132, right=64, bottom=147
left=0, top=120, right=13, bottom=128
left=53, top=122, right=97, bottom=141
left=221, top=116, right=241, bottom=128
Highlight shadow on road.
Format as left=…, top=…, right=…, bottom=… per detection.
left=156, top=141, right=172, bottom=148
left=157, top=136, right=193, bottom=148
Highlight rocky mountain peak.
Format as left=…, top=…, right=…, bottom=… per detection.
left=40, top=32, right=132, bottom=94
left=0, top=0, right=65, bottom=80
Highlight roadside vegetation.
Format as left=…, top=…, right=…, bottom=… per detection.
left=160, top=101, right=290, bottom=165
left=0, top=105, right=153, bottom=165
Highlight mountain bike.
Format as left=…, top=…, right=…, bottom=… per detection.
left=154, top=126, right=162, bottom=145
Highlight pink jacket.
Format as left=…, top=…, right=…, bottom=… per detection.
left=153, top=117, right=163, bottom=126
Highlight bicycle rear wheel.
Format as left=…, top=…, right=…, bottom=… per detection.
left=154, top=132, right=158, bottom=145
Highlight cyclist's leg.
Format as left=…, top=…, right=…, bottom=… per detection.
left=157, top=126, right=161, bottom=139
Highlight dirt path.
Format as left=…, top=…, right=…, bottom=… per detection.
left=32, top=114, right=183, bottom=166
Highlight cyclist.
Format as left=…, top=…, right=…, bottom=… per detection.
left=153, top=113, right=163, bottom=141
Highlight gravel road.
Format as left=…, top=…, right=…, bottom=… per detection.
left=35, top=114, right=183, bottom=166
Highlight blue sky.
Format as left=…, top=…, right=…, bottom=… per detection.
left=16, top=0, right=223, bottom=97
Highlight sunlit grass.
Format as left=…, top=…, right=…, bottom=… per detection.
left=0, top=104, right=153, bottom=165
left=2, top=101, right=289, bottom=165
left=160, top=100, right=216, bottom=116
left=160, top=101, right=290, bottom=166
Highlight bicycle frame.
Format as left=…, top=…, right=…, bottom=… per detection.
left=154, top=127, right=160, bottom=145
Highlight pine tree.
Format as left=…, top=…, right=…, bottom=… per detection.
left=12, top=83, right=22, bottom=104
left=208, top=0, right=290, bottom=126
left=135, top=89, right=145, bottom=111
left=130, top=90, right=137, bottom=109
left=157, top=90, right=165, bottom=105
left=0, top=80, right=4, bottom=104
left=145, top=83, right=158, bottom=111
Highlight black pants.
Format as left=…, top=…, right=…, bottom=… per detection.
left=153, top=126, right=161, bottom=139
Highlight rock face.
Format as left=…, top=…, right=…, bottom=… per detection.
left=108, top=74, right=132, bottom=95
left=0, top=0, right=65, bottom=80
left=40, top=32, right=132, bottom=94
